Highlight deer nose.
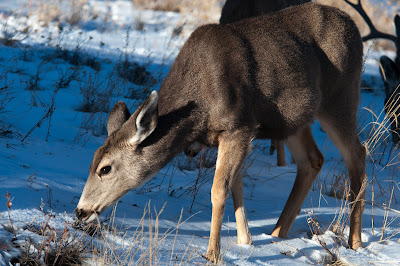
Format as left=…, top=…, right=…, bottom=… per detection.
left=75, top=208, right=87, bottom=219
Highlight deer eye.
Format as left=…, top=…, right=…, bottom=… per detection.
left=99, top=166, right=112, bottom=176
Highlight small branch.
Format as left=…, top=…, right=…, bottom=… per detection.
left=21, top=87, right=58, bottom=143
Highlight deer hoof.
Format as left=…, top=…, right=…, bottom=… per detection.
left=237, top=235, right=252, bottom=245
left=203, top=250, right=220, bottom=264
left=348, top=239, right=363, bottom=250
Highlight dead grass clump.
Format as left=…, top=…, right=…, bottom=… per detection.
left=132, top=0, right=222, bottom=22
left=67, top=0, right=89, bottom=26
left=84, top=203, right=197, bottom=265
left=31, top=0, right=89, bottom=27
left=49, top=45, right=101, bottom=72
left=178, top=0, right=223, bottom=22
left=73, top=68, right=126, bottom=142
left=0, top=21, right=29, bottom=47
left=56, top=66, right=81, bottom=89
left=116, top=59, right=155, bottom=86
left=20, top=230, right=86, bottom=266
left=131, top=0, right=182, bottom=12
left=77, top=72, right=112, bottom=113
left=2, top=194, right=88, bottom=265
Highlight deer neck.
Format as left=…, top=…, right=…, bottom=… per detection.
left=140, top=97, right=202, bottom=171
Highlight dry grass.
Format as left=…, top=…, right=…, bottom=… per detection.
left=131, top=0, right=223, bottom=22
left=131, top=0, right=182, bottom=12
left=87, top=202, right=198, bottom=265
left=28, top=0, right=90, bottom=26
left=73, top=69, right=118, bottom=142
left=20, top=225, right=87, bottom=266
left=2, top=194, right=88, bottom=265
left=306, top=187, right=349, bottom=264
left=0, top=20, right=29, bottom=47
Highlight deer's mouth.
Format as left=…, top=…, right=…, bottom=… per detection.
left=75, top=208, right=98, bottom=223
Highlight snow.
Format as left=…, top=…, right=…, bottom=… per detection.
left=0, top=0, right=400, bottom=265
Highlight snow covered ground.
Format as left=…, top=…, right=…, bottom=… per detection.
left=0, top=0, right=400, bottom=265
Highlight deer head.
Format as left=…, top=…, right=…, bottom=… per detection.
left=76, top=91, right=159, bottom=222
left=380, top=56, right=400, bottom=143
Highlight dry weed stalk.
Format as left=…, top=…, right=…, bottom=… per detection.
left=3, top=192, right=15, bottom=237
left=327, top=176, right=367, bottom=245
left=90, top=202, right=198, bottom=265
left=379, top=186, right=395, bottom=243
left=360, top=89, right=400, bottom=200
left=21, top=84, right=59, bottom=142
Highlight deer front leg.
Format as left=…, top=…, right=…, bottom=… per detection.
left=231, top=173, right=252, bottom=245
left=205, top=131, right=251, bottom=263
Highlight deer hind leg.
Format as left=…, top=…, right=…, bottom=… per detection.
left=272, top=126, right=324, bottom=238
left=206, top=131, right=252, bottom=263
left=318, top=116, right=366, bottom=250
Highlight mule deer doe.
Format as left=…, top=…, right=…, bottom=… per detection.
left=220, top=0, right=311, bottom=166
left=76, top=3, right=366, bottom=262
left=345, top=0, right=400, bottom=143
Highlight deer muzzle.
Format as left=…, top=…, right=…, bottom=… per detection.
left=75, top=207, right=98, bottom=223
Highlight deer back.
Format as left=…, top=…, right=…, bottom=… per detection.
left=160, top=2, right=363, bottom=141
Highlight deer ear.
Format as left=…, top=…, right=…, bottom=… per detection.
left=107, top=102, right=131, bottom=136
left=394, top=15, right=400, bottom=40
left=380, top=56, right=400, bottom=95
left=129, top=91, right=159, bottom=145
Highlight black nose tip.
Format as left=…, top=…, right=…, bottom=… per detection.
left=75, top=208, right=86, bottom=219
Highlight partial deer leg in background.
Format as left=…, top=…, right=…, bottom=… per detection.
left=270, top=139, right=287, bottom=166
left=276, top=140, right=286, bottom=166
